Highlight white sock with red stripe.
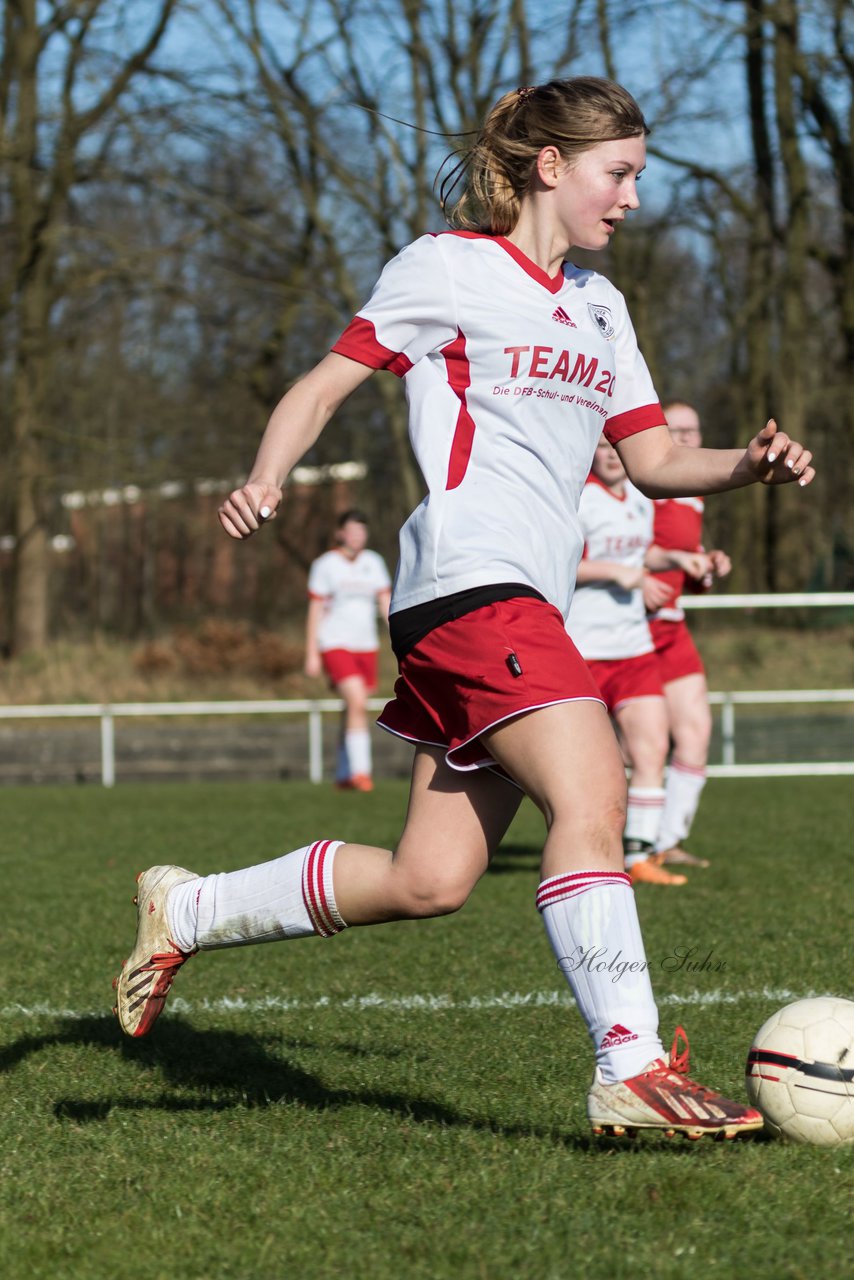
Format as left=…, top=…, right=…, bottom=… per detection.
left=537, top=870, right=664, bottom=1082
left=656, top=760, right=707, bottom=851
left=167, top=840, right=347, bottom=950
left=623, top=786, right=665, bottom=867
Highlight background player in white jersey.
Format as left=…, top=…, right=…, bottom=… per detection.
left=567, top=438, right=709, bottom=887
left=115, top=77, right=814, bottom=1140
left=305, top=510, right=392, bottom=791
left=643, top=401, right=732, bottom=866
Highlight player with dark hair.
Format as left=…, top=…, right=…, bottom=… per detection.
left=115, top=77, right=813, bottom=1139
left=305, top=509, right=391, bottom=791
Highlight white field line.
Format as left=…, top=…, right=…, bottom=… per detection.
left=0, top=987, right=829, bottom=1021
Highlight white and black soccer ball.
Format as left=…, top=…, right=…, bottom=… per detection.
left=745, top=997, right=854, bottom=1146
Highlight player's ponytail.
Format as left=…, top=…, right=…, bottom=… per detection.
left=440, top=77, right=648, bottom=236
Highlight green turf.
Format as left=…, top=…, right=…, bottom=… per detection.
left=1, top=779, right=852, bottom=1279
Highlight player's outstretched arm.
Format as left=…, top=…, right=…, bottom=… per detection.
left=219, top=353, right=375, bottom=540
left=576, top=559, right=644, bottom=591
left=618, top=419, right=815, bottom=499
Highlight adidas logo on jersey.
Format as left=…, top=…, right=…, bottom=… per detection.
left=551, top=305, right=576, bottom=327
left=600, top=1023, right=639, bottom=1050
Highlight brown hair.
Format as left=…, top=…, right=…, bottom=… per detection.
left=662, top=400, right=699, bottom=416
left=441, top=77, right=649, bottom=235
left=336, top=508, right=369, bottom=528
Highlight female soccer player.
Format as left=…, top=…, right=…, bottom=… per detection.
left=566, top=437, right=709, bottom=886
left=305, top=509, right=391, bottom=791
left=643, top=401, right=731, bottom=867
left=114, top=77, right=814, bottom=1139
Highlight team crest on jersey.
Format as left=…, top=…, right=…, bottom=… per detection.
left=588, top=304, right=615, bottom=340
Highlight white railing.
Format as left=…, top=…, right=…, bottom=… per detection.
left=0, top=593, right=851, bottom=786
left=681, top=592, right=854, bottom=609
left=0, top=697, right=377, bottom=788
left=0, top=688, right=851, bottom=786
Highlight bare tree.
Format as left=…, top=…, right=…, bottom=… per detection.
left=0, top=0, right=179, bottom=652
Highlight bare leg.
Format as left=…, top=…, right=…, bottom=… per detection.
left=657, top=673, right=712, bottom=861
left=333, top=746, right=523, bottom=923
left=613, top=696, right=669, bottom=788
left=337, top=674, right=371, bottom=735
left=614, top=695, right=685, bottom=884
left=663, top=673, right=712, bottom=769
left=334, top=674, right=373, bottom=784
left=480, top=700, right=627, bottom=876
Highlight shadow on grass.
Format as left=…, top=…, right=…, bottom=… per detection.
left=488, top=844, right=541, bottom=874
left=1, top=1013, right=765, bottom=1154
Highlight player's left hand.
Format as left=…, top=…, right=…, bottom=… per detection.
left=672, top=550, right=713, bottom=581
left=746, top=420, right=815, bottom=487
left=708, top=549, right=732, bottom=578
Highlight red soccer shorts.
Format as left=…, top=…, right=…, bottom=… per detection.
left=377, top=596, right=604, bottom=772
left=585, top=650, right=665, bottom=715
left=321, top=649, right=379, bottom=691
left=649, top=618, right=706, bottom=685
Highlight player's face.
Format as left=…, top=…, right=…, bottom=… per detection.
left=552, top=136, right=646, bottom=251
left=338, top=519, right=369, bottom=555
left=665, top=404, right=703, bottom=448
left=591, top=438, right=626, bottom=486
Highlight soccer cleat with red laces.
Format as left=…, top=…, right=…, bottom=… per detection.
left=113, top=864, right=198, bottom=1038
left=588, top=1026, right=764, bottom=1140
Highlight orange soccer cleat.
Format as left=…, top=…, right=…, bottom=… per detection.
left=628, top=855, right=687, bottom=887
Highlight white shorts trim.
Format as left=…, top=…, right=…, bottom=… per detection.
left=378, top=695, right=605, bottom=775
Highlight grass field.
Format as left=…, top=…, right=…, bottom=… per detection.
left=1, top=777, right=852, bottom=1279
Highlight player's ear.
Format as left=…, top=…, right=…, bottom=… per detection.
left=537, top=146, right=564, bottom=188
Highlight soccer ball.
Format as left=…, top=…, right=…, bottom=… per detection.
left=745, top=996, right=854, bottom=1146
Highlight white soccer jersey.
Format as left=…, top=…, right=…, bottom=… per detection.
left=565, top=476, right=654, bottom=659
left=307, top=549, right=391, bottom=652
left=331, top=232, right=664, bottom=620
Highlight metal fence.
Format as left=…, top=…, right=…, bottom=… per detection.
left=0, top=593, right=851, bottom=786
left=0, top=689, right=851, bottom=786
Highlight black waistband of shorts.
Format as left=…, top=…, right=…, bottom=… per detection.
left=388, top=583, right=546, bottom=660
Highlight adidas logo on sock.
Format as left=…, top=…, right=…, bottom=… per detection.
left=551, top=305, right=576, bottom=327
left=601, top=1023, right=639, bottom=1049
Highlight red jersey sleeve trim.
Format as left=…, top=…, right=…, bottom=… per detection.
left=605, top=402, right=666, bottom=443
left=308, top=591, right=329, bottom=601
left=331, top=316, right=413, bottom=377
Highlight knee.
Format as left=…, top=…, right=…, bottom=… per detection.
left=673, top=708, right=712, bottom=756
left=629, top=731, right=669, bottom=774
left=396, top=870, right=475, bottom=919
left=551, top=793, right=627, bottom=860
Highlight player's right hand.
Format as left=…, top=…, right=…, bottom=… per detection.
left=218, top=482, right=282, bottom=539
left=304, top=652, right=322, bottom=679
left=674, top=550, right=713, bottom=581
left=642, top=575, right=674, bottom=611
